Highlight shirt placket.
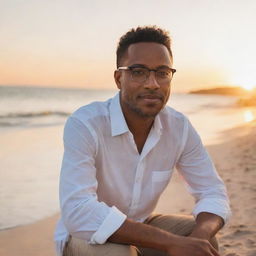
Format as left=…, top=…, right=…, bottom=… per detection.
left=128, top=126, right=162, bottom=217
left=128, top=159, right=144, bottom=215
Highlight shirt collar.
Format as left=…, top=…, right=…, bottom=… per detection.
left=152, top=111, right=163, bottom=135
left=110, top=92, right=163, bottom=137
left=110, top=92, right=129, bottom=136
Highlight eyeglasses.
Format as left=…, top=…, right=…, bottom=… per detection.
left=117, top=65, right=176, bottom=84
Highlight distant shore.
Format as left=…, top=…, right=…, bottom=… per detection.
left=190, top=86, right=256, bottom=107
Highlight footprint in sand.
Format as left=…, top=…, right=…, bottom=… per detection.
left=221, top=229, right=253, bottom=240
left=245, top=238, right=256, bottom=248
left=231, top=224, right=247, bottom=229
left=247, top=250, right=256, bottom=256
left=233, top=229, right=254, bottom=237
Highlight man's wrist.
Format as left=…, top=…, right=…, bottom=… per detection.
left=161, top=234, right=183, bottom=253
left=189, top=228, right=211, bottom=240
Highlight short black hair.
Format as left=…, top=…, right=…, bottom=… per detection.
left=116, top=26, right=172, bottom=67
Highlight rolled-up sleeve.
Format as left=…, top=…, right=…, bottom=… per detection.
left=59, top=116, right=127, bottom=244
left=176, top=119, right=231, bottom=224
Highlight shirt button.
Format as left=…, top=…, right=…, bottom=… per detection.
left=136, top=177, right=141, bottom=183
left=133, top=203, right=138, bottom=208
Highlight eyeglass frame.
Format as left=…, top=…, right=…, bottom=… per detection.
left=117, top=64, right=176, bottom=84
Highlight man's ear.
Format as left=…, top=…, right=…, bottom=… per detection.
left=114, top=70, right=121, bottom=90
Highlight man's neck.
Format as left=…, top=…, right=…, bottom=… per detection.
left=127, top=115, right=154, bottom=137
left=122, top=108, right=155, bottom=154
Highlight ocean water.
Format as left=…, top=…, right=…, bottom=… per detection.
left=0, top=85, right=253, bottom=143
left=0, top=85, right=255, bottom=230
left=0, top=86, right=116, bottom=128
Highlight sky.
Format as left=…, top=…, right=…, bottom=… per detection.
left=0, top=0, right=256, bottom=92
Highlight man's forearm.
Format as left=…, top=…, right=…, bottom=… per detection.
left=108, top=218, right=220, bottom=256
left=108, top=218, right=175, bottom=252
left=189, top=212, right=224, bottom=240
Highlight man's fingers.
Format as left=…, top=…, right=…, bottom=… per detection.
left=210, top=244, right=220, bottom=256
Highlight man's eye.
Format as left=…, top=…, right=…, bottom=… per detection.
left=157, top=70, right=170, bottom=77
left=132, top=69, right=146, bottom=76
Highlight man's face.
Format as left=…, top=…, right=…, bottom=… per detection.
left=114, top=42, right=173, bottom=119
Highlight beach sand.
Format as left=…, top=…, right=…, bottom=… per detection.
left=0, top=121, right=255, bottom=256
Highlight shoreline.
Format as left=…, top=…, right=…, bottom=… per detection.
left=0, top=121, right=255, bottom=256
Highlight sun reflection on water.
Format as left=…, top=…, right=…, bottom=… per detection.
left=244, top=110, right=255, bottom=122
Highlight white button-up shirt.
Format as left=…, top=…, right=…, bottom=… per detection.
left=54, top=93, right=231, bottom=255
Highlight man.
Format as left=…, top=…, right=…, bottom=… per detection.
left=55, top=26, right=231, bottom=256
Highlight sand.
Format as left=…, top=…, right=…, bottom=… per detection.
left=207, top=121, right=256, bottom=256
left=0, top=121, right=255, bottom=256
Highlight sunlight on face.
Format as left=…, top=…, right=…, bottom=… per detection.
left=244, top=109, right=255, bottom=122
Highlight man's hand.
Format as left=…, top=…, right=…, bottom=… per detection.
left=166, top=236, right=220, bottom=256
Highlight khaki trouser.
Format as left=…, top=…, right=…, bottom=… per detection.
left=63, top=214, right=218, bottom=256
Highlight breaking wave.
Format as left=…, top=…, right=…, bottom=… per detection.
left=0, top=111, right=70, bottom=127
left=0, top=111, right=70, bottom=119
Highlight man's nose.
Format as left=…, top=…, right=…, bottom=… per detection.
left=144, top=71, right=160, bottom=89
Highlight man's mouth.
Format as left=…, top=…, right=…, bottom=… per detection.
left=138, top=93, right=163, bottom=103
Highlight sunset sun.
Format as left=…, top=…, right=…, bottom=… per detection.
left=241, top=83, right=256, bottom=91
left=229, top=74, right=256, bottom=92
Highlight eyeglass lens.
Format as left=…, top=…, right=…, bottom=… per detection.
left=130, top=67, right=174, bottom=84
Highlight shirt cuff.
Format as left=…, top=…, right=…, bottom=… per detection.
left=89, top=206, right=127, bottom=244
left=192, top=198, right=232, bottom=224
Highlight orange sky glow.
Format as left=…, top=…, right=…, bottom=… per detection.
left=0, top=0, right=255, bottom=92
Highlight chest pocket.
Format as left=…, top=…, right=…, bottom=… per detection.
left=151, top=170, right=173, bottom=198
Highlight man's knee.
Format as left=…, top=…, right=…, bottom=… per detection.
left=63, top=236, right=138, bottom=256
left=145, top=214, right=196, bottom=237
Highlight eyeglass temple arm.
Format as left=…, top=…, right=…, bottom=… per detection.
left=117, top=67, right=130, bottom=71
